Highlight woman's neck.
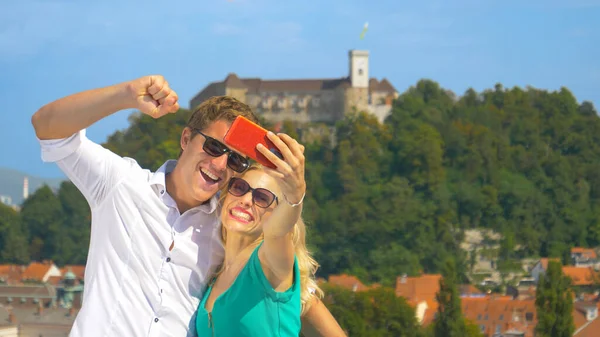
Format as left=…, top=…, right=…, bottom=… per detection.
left=222, top=232, right=262, bottom=270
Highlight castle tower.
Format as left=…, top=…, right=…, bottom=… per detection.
left=346, top=50, right=370, bottom=113
left=349, top=50, right=369, bottom=88
left=23, top=177, right=29, bottom=200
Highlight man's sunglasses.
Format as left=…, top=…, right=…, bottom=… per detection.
left=228, top=177, right=279, bottom=208
left=193, top=129, right=249, bottom=173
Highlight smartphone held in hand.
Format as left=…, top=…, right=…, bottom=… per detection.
left=224, top=116, right=283, bottom=169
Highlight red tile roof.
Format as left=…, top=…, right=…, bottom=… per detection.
left=462, top=296, right=537, bottom=337
left=562, top=267, right=600, bottom=286
left=328, top=274, right=371, bottom=292
left=575, top=317, right=600, bottom=337
left=191, top=72, right=399, bottom=104
left=571, top=247, right=598, bottom=259
left=21, top=262, right=53, bottom=282
left=395, top=274, right=442, bottom=304
left=0, top=265, right=25, bottom=285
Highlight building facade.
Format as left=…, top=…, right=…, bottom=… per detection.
left=190, top=50, right=399, bottom=124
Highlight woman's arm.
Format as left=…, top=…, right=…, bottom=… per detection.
left=256, top=132, right=306, bottom=290
left=301, top=299, right=347, bottom=337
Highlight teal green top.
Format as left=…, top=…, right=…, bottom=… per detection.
left=195, top=244, right=301, bottom=337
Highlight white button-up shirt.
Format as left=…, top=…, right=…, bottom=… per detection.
left=38, top=130, right=225, bottom=337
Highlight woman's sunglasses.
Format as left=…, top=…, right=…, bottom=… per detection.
left=227, top=177, right=278, bottom=208
left=193, top=129, right=249, bottom=173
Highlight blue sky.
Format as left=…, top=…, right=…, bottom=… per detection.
left=1, top=0, right=599, bottom=178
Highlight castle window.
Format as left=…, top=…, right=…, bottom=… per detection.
left=312, top=97, right=320, bottom=107
left=358, top=69, right=363, bottom=75
left=261, top=96, right=271, bottom=109
left=277, top=97, right=286, bottom=108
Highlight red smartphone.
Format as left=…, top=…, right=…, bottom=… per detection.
left=224, top=116, right=283, bottom=169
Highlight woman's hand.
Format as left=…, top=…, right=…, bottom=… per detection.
left=256, top=131, right=306, bottom=205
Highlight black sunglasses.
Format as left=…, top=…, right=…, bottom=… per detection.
left=193, top=129, right=249, bottom=173
left=228, top=177, right=279, bottom=208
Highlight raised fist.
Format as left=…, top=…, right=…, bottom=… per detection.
left=129, top=75, right=180, bottom=118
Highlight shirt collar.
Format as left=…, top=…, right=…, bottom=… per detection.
left=149, top=159, right=177, bottom=191
left=150, top=160, right=219, bottom=215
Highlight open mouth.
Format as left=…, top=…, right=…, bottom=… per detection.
left=200, top=168, right=221, bottom=184
left=230, top=208, right=254, bottom=223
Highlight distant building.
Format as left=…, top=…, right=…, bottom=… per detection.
left=0, top=195, right=12, bottom=207
left=0, top=262, right=85, bottom=336
left=571, top=247, right=600, bottom=268
left=190, top=50, right=399, bottom=124
left=395, top=273, right=442, bottom=325
left=326, top=274, right=379, bottom=293
left=23, top=177, right=29, bottom=201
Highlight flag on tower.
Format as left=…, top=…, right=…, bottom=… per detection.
left=359, top=22, right=369, bottom=40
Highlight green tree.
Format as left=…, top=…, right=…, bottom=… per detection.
left=535, top=261, right=575, bottom=337
left=57, top=181, right=91, bottom=265
left=19, top=185, right=64, bottom=262
left=0, top=203, right=29, bottom=264
left=320, top=284, right=424, bottom=337
left=433, top=259, right=475, bottom=337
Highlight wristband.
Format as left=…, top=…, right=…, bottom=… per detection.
left=284, top=191, right=305, bottom=207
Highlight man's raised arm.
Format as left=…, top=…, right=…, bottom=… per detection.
left=32, top=75, right=179, bottom=140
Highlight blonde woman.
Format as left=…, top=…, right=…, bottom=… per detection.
left=195, top=132, right=344, bottom=336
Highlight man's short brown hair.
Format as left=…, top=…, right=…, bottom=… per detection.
left=187, top=96, right=259, bottom=133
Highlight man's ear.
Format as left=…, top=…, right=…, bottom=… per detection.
left=181, top=127, right=193, bottom=151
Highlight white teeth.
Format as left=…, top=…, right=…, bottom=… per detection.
left=231, top=209, right=251, bottom=221
left=201, top=168, right=219, bottom=181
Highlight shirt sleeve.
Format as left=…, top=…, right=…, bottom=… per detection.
left=38, top=129, right=142, bottom=208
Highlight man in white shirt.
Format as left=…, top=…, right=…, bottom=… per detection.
left=32, top=75, right=345, bottom=337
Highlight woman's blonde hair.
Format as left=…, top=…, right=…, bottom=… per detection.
left=218, top=164, right=323, bottom=315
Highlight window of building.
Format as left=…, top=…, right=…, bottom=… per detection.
left=312, top=97, right=320, bottom=107
left=525, top=312, right=534, bottom=322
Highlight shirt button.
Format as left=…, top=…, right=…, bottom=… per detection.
left=166, top=257, right=171, bottom=262
left=154, top=318, right=159, bottom=323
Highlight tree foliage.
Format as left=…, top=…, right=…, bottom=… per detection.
left=1, top=80, right=598, bottom=290
left=319, top=284, right=424, bottom=337
left=535, top=261, right=575, bottom=337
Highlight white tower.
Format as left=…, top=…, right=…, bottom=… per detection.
left=23, top=177, right=29, bottom=200
left=349, top=50, right=369, bottom=88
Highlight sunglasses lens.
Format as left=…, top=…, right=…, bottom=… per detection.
left=205, top=138, right=229, bottom=157
left=229, top=178, right=249, bottom=197
left=253, top=189, right=276, bottom=208
left=227, top=153, right=249, bottom=173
